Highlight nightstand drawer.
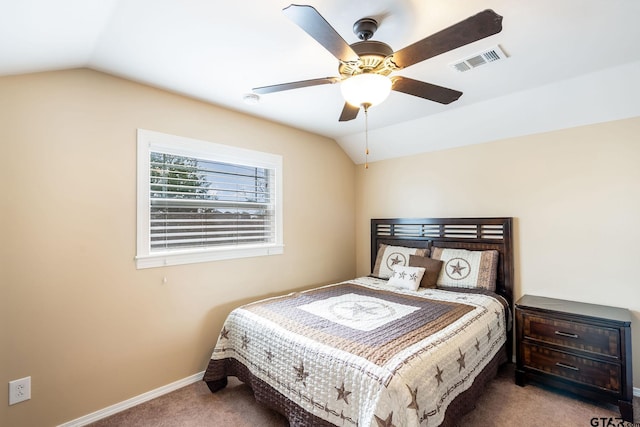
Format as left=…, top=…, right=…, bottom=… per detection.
left=522, top=313, right=620, bottom=358
left=522, top=343, right=621, bottom=393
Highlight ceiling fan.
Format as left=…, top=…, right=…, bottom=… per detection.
left=252, top=4, right=503, bottom=122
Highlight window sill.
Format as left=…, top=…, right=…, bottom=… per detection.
left=135, top=244, right=284, bottom=269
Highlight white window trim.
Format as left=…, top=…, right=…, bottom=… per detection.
left=136, top=129, right=283, bottom=269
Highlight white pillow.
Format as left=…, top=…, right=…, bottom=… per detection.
left=387, top=265, right=426, bottom=291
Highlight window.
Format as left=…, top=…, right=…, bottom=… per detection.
left=136, top=129, right=283, bottom=269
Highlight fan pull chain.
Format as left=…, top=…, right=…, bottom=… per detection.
left=364, top=104, right=370, bottom=169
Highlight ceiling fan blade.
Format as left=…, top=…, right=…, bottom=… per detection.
left=283, top=4, right=360, bottom=62
left=392, top=9, right=503, bottom=69
left=391, top=76, right=462, bottom=104
left=253, top=77, right=340, bottom=94
left=338, top=103, right=360, bottom=122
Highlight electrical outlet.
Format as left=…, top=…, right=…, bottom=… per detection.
left=9, top=376, right=31, bottom=405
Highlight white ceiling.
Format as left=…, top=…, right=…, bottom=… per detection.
left=2, top=0, right=640, bottom=164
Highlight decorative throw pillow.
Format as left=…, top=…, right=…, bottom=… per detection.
left=372, top=244, right=429, bottom=279
left=387, top=265, right=426, bottom=291
left=431, top=248, right=499, bottom=291
left=409, top=255, right=444, bottom=288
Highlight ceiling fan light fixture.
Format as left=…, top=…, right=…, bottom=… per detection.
left=340, top=73, right=392, bottom=108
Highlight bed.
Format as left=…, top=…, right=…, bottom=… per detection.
left=204, top=217, right=514, bottom=426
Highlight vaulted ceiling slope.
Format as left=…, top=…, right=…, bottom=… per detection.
left=2, top=0, right=640, bottom=163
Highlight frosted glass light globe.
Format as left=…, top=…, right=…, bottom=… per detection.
left=341, top=74, right=392, bottom=108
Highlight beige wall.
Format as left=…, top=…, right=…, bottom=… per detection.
left=355, top=117, right=640, bottom=388
left=2, top=68, right=638, bottom=426
left=0, top=69, right=356, bottom=426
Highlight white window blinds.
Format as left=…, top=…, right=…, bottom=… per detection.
left=136, top=129, right=283, bottom=269
left=149, top=153, right=275, bottom=251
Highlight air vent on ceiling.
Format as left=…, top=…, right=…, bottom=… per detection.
left=450, top=45, right=507, bottom=72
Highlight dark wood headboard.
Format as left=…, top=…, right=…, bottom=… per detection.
left=371, top=217, right=514, bottom=307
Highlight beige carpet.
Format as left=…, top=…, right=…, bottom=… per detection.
left=90, top=363, right=638, bottom=426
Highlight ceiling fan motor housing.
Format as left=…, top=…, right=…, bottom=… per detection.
left=338, top=40, right=396, bottom=77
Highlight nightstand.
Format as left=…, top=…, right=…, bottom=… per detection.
left=515, top=295, right=633, bottom=422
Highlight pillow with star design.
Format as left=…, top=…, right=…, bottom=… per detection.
left=372, top=244, right=429, bottom=279
left=431, top=247, right=499, bottom=291
left=387, top=265, right=426, bottom=291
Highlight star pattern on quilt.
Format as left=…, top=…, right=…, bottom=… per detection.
left=241, top=332, right=250, bottom=349
left=347, top=302, right=381, bottom=317
left=435, top=365, right=444, bottom=386
left=406, top=384, right=419, bottom=410
left=450, top=261, right=467, bottom=276
left=494, top=309, right=501, bottom=328
left=294, top=362, right=309, bottom=387
left=219, top=326, right=229, bottom=339
left=265, top=348, right=274, bottom=362
left=475, top=337, right=481, bottom=352
left=457, top=348, right=466, bottom=372
left=335, top=382, right=352, bottom=404
left=374, top=412, right=396, bottom=427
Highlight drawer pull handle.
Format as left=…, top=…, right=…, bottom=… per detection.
left=555, top=362, right=580, bottom=371
left=554, top=331, right=579, bottom=339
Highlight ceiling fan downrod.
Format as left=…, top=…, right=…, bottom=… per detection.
left=353, top=18, right=378, bottom=41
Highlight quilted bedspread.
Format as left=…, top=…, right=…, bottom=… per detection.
left=204, top=277, right=508, bottom=426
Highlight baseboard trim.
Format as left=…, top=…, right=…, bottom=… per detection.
left=57, top=370, right=205, bottom=427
